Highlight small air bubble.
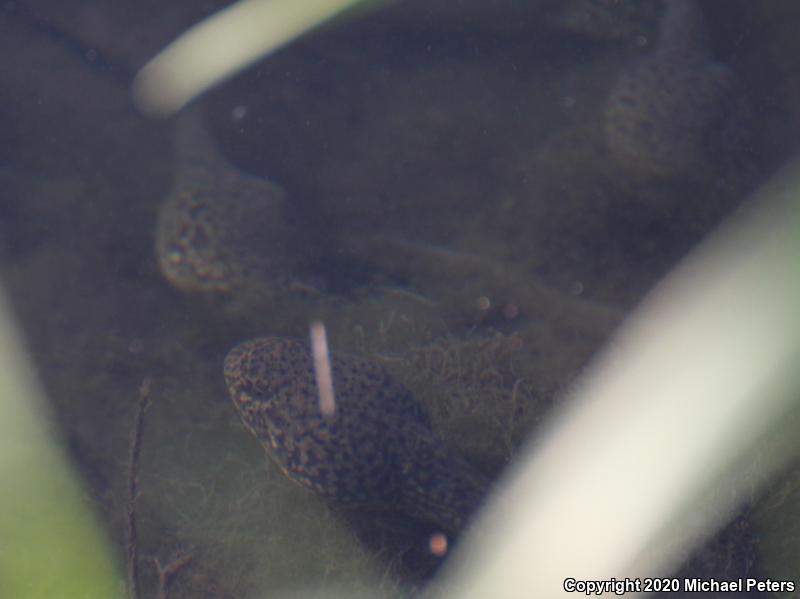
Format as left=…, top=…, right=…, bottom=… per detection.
left=231, top=105, right=248, bottom=121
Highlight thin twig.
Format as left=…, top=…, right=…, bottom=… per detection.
left=126, top=378, right=152, bottom=599
left=154, top=553, right=194, bottom=599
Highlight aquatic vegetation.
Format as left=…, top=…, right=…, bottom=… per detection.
left=435, top=157, right=800, bottom=598
left=0, top=289, right=121, bottom=599
left=384, top=332, right=547, bottom=472
left=133, top=0, right=383, bottom=115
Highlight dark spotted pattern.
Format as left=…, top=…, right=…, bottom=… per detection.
left=224, top=337, right=489, bottom=534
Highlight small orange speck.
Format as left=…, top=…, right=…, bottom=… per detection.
left=429, top=532, right=448, bottom=557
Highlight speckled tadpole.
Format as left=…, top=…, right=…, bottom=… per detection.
left=605, top=0, right=741, bottom=177
left=155, top=109, right=291, bottom=294
left=224, top=337, right=489, bottom=535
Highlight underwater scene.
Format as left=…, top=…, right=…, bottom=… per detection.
left=1, top=0, right=799, bottom=597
